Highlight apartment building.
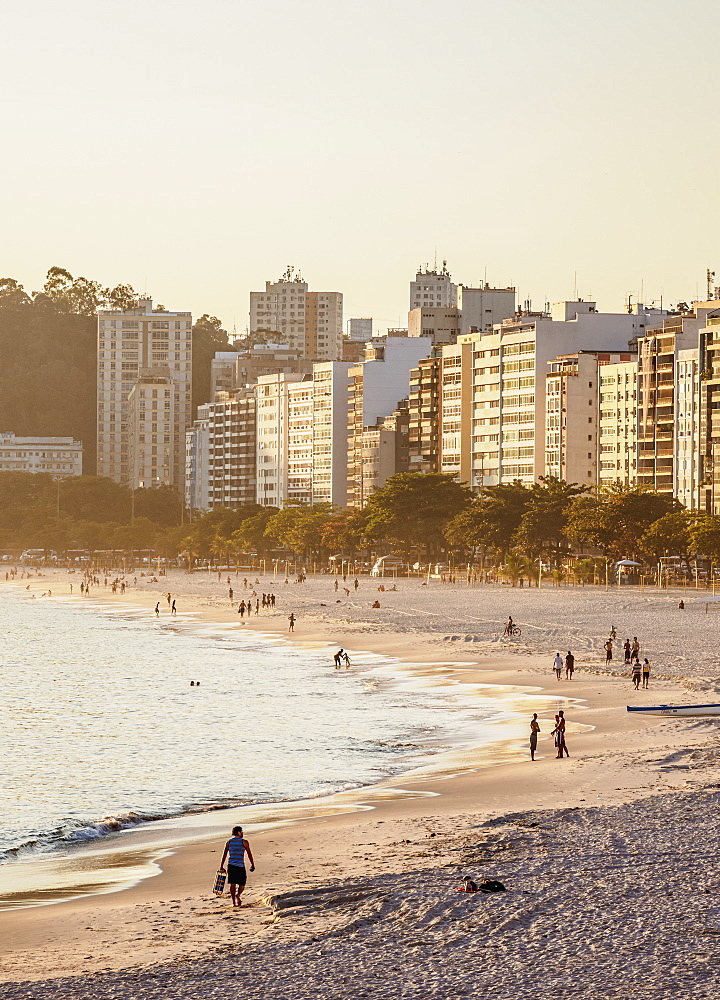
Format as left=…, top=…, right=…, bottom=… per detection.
left=209, top=346, right=312, bottom=400
left=311, top=363, right=352, bottom=506
left=697, top=307, right=720, bottom=511
left=347, top=318, right=373, bottom=341
left=0, top=432, right=82, bottom=476
left=408, top=307, right=460, bottom=347
left=407, top=356, right=442, bottom=474
left=636, top=304, right=716, bottom=497
left=597, top=359, right=638, bottom=488
left=410, top=264, right=457, bottom=310
left=347, top=335, right=433, bottom=506
left=126, top=372, right=176, bottom=490
left=355, top=405, right=410, bottom=501
left=544, top=351, right=636, bottom=487
left=249, top=269, right=343, bottom=361
left=456, top=284, right=516, bottom=336
left=185, top=406, right=211, bottom=512
left=676, top=348, right=700, bottom=509
left=97, top=298, right=192, bottom=490
left=463, top=301, right=663, bottom=490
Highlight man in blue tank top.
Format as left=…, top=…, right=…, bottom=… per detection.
left=220, top=825, right=255, bottom=907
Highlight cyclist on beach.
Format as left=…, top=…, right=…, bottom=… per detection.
left=504, top=616, right=515, bottom=637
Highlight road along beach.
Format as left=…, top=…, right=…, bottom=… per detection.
left=2, top=570, right=720, bottom=998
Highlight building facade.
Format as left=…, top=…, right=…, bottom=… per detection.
left=97, top=298, right=192, bottom=490
left=347, top=317, right=373, bottom=341
left=347, top=335, right=434, bottom=506
left=249, top=269, right=343, bottom=361
left=410, top=264, right=457, bottom=310
left=0, top=433, right=82, bottom=476
left=408, top=307, right=460, bottom=347
left=456, top=284, right=516, bottom=336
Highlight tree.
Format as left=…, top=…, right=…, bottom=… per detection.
left=566, top=484, right=675, bottom=558
left=514, top=477, right=586, bottom=559
left=444, top=481, right=529, bottom=561
left=688, top=516, right=720, bottom=564
left=192, top=314, right=233, bottom=415
left=364, top=473, right=473, bottom=556
left=264, top=503, right=334, bottom=557
left=639, top=511, right=695, bottom=566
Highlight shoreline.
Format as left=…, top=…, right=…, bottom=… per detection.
left=0, top=578, right=588, bottom=908
left=1, top=568, right=719, bottom=990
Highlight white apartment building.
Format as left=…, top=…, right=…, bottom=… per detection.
left=249, top=269, right=343, bottom=361
left=126, top=373, right=176, bottom=490
left=456, top=284, right=516, bottom=336
left=410, top=265, right=457, bottom=311
left=311, top=363, right=352, bottom=506
left=463, top=301, right=662, bottom=490
left=97, top=298, right=192, bottom=490
left=185, top=406, right=211, bottom=512
left=0, top=433, right=82, bottom=476
left=675, top=348, right=700, bottom=508
left=597, top=360, right=638, bottom=488
left=255, top=374, right=311, bottom=507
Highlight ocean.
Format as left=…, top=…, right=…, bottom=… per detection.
left=0, top=586, right=498, bottom=864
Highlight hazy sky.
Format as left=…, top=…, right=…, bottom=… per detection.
left=2, top=0, right=719, bottom=332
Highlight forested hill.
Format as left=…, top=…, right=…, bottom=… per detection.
left=0, top=269, right=232, bottom=476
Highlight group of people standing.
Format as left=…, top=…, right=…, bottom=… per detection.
left=552, top=651, right=575, bottom=680
left=529, top=710, right=569, bottom=761
left=604, top=631, right=651, bottom=688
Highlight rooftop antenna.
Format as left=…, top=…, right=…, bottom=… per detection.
left=434, top=248, right=437, bottom=272
left=483, top=266, right=487, bottom=288
left=573, top=271, right=577, bottom=300
left=707, top=268, right=716, bottom=300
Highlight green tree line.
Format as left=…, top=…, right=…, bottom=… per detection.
left=6, top=471, right=720, bottom=573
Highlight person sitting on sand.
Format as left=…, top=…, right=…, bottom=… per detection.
left=220, top=825, right=255, bottom=908
left=372, top=600, right=381, bottom=609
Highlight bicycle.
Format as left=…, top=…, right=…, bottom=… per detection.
left=503, top=626, right=521, bottom=638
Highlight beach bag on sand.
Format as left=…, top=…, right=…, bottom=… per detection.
left=457, top=877, right=479, bottom=892
left=213, top=870, right=226, bottom=896
left=479, top=879, right=506, bottom=893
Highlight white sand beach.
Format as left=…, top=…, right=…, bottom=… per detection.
left=2, top=569, right=720, bottom=998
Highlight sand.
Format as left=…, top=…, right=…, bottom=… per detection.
left=2, top=568, right=720, bottom=997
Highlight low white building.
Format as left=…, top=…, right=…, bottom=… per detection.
left=0, top=433, right=82, bottom=476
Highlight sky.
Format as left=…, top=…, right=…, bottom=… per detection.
left=2, top=0, right=719, bottom=332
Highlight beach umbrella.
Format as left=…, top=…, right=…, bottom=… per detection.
left=615, top=559, right=641, bottom=566
left=691, top=595, right=720, bottom=614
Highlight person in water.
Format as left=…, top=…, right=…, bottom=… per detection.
left=220, top=825, right=255, bottom=907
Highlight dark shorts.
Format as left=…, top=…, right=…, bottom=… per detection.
left=227, top=864, right=247, bottom=885
left=530, top=734, right=538, bottom=749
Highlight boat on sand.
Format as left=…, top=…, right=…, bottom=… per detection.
left=627, top=704, right=720, bottom=718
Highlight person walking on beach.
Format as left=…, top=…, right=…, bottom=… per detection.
left=642, top=657, right=651, bottom=689
left=154, top=602, right=160, bottom=617
left=631, top=659, right=642, bottom=689
left=604, top=638, right=613, bottom=664
left=631, top=637, right=640, bottom=660
left=565, top=651, right=575, bottom=680
left=555, top=710, right=569, bottom=758
left=220, top=825, right=255, bottom=907
left=171, top=599, right=177, bottom=615
left=530, top=713, right=540, bottom=761
left=623, top=640, right=631, bottom=664
left=288, top=613, right=296, bottom=632
left=553, top=653, right=563, bottom=680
